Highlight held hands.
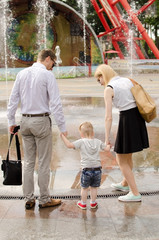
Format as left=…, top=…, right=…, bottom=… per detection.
left=105, top=140, right=112, bottom=152
left=60, top=131, right=68, bottom=137
left=105, top=144, right=111, bottom=152
left=60, top=132, right=74, bottom=149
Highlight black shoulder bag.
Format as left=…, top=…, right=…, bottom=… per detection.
left=1, top=126, right=22, bottom=185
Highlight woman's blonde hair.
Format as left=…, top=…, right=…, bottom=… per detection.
left=79, top=122, right=93, bottom=137
left=94, top=64, right=117, bottom=85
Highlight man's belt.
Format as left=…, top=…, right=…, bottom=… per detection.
left=22, top=113, right=49, bottom=117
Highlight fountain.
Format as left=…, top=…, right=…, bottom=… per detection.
left=35, top=0, right=54, bottom=51
left=0, top=0, right=104, bottom=80
left=0, top=0, right=158, bottom=200
left=0, top=0, right=14, bottom=79
left=55, top=45, right=62, bottom=78
left=55, top=46, right=62, bottom=66
left=82, top=0, right=87, bottom=77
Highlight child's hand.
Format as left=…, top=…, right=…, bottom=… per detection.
left=60, top=132, right=74, bottom=149
left=60, top=131, right=67, bottom=137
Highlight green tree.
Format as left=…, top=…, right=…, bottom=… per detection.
left=60, top=0, right=105, bottom=34
left=128, top=0, right=159, bottom=58
left=59, top=0, right=158, bottom=58
left=59, top=0, right=79, bottom=12
left=83, top=0, right=105, bottom=34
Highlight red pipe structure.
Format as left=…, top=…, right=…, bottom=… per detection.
left=136, top=0, right=156, bottom=16
left=90, top=0, right=159, bottom=60
left=106, top=0, right=145, bottom=59
left=119, top=0, right=159, bottom=58
left=91, top=0, right=124, bottom=59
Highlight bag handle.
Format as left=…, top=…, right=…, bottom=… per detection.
left=6, top=126, right=21, bottom=162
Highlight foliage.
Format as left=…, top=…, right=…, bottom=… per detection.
left=83, top=0, right=105, bottom=34
left=60, top=0, right=105, bottom=34
left=59, top=0, right=80, bottom=11
left=128, top=0, right=159, bottom=58
left=60, top=0, right=159, bottom=58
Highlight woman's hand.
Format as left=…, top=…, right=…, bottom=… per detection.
left=106, top=144, right=111, bottom=152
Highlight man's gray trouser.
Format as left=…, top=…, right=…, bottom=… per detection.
left=20, top=116, right=52, bottom=204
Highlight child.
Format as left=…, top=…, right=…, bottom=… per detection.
left=60, top=122, right=107, bottom=210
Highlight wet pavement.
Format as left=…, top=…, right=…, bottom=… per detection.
left=0, top=72, right=159, bottom=239
left=1, top=195, right=159, bottom=240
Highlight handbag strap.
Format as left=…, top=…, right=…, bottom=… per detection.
left=6, top=126, right=21, bottom=162
left=129, top=78, right=139, bottom=86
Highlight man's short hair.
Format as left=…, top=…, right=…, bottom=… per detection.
left=37, top=49, right=56, bottom=62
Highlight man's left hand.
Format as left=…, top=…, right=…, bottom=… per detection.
left=9, top=125, right=17, bottom=134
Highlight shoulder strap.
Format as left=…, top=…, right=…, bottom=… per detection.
left=129, top=78, right=139, bottom=86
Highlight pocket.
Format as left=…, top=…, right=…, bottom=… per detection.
left=20, top=117, right=30, bottom=135
left=31, top=117, right=51, bottom=138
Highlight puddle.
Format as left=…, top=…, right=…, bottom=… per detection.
left=0, top=96, right=159, bottom=195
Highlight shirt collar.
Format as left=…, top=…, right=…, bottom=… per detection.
left=32, top=62, right=46, bottom=69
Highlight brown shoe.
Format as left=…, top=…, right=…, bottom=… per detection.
left=25, top=199, right=36, bottom=210
left=39, top=199, right=61, bottom=208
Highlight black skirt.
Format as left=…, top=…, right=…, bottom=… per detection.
left=114, top=107, right=149, bottom=154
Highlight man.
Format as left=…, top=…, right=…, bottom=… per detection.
left=7, top=49, right=67, bottom=209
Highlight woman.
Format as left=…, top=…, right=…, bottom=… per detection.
left=95, top=64, right=149, bottom=202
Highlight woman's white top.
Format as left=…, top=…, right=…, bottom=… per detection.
left=108, top=76, right=137, bottom=111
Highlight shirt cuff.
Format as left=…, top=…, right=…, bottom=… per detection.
left=58, top=124, right=66, bottom=133
left=8, top=118, right=16, bottom=127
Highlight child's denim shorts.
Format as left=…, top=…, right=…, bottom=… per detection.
left=81, top=168, right=102, bottom=188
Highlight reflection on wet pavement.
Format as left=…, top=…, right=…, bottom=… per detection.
left=1, top=195, right=159, bottom=240
left=0, top=77, right=159, bottom=197
left=0, top=97, right=159, bottom=197
left=0, top=73, right=159, bottom=240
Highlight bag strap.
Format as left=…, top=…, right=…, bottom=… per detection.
left=129, top=78, right=139, bottom=86
left=6, top=126, right=21, bottom=162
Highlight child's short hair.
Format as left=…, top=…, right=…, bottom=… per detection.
left=79, top=122, right=94, bottom=137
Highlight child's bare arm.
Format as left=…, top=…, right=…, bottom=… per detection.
left=60, top=133, right=75, bottom=149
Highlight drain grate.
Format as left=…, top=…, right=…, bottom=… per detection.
left=0, top=191, right=159, bottom=200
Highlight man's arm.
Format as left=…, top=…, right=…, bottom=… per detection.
left=47, top=73, right=66, bottom=133
left=7, top=77, right=20, bottom=130
left=60, top=133, right=75, bottom=149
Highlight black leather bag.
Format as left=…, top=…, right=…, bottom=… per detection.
left=1, top=126, right=22, bottom=185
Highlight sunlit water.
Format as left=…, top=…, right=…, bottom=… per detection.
left=0, top=91, right=158, bottom=196
left=0, top=0, right=159, bottom=198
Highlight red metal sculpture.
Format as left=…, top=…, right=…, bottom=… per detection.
left=90, top=0, right=159, bottom=60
